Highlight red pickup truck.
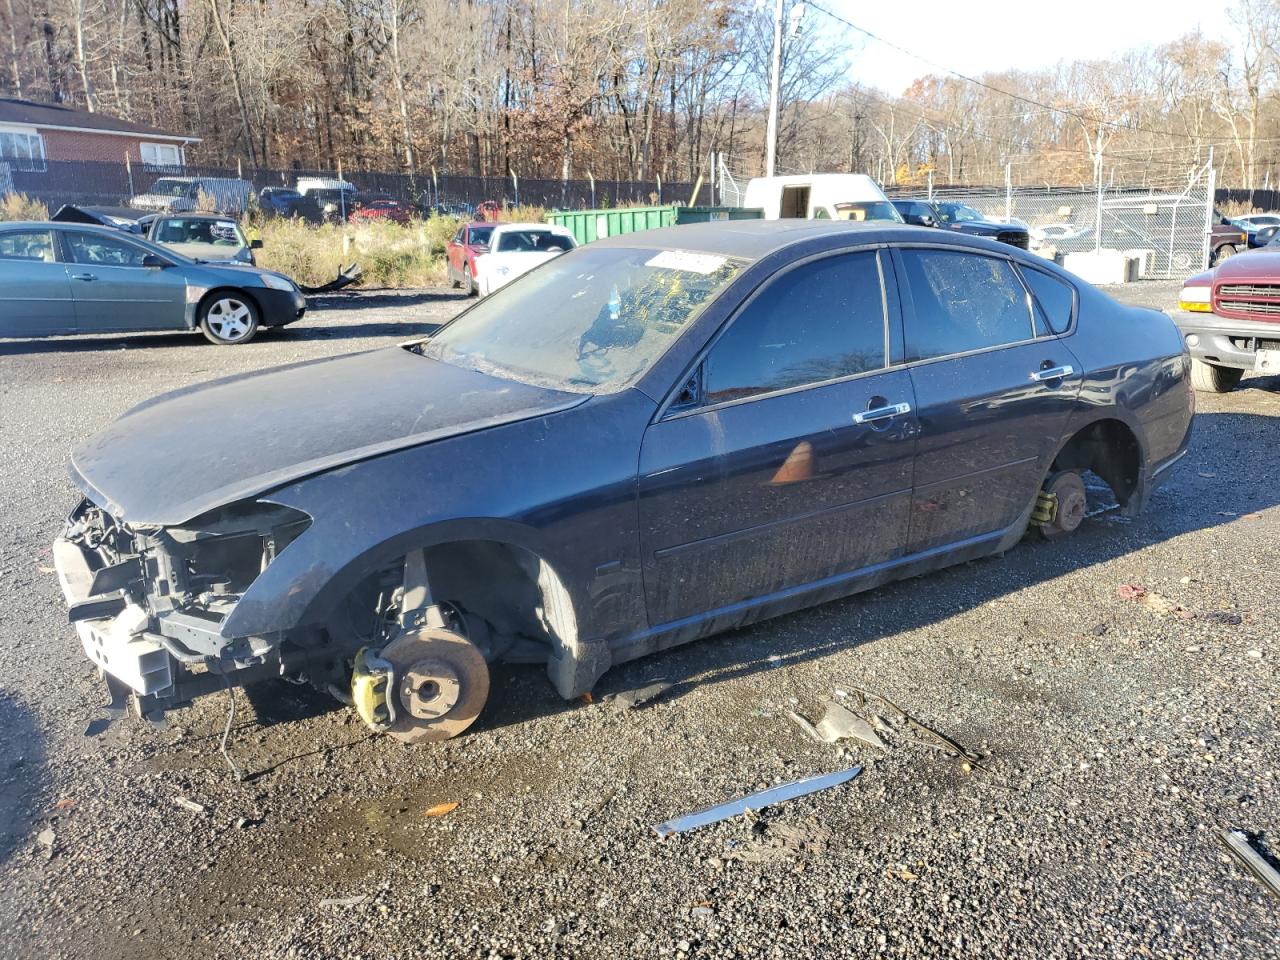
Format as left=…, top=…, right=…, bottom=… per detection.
left=1177, top=250, right=1280, bottom=391
left=445, top=222, right=495, bottom=296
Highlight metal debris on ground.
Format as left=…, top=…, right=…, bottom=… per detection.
left=298, top=262, right=362, bottom=295
left=789, top=702, right=885, bottom=750
left=652, top=766, right=863, bottom=838
left=608, top=679, right=673, bottom=711
left=36, top=828, right=55, bottom=859
left=171, top=796, right=206, bottom=815
left=318, top=895, right=368, bottom=908
left=1219, top=829, right=1280, bottom=901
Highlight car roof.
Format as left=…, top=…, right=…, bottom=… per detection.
left=1, top=220, right=125, bottom=233
left=589, top=219, right=979, bottom=260
left=491, top=222, right=569, bottom=232
left=153, top=212, right=239, bottom=221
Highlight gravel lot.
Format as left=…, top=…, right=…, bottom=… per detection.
left=1, top=281, right=1277, bottom=959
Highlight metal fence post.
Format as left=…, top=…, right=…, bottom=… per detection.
left=1203, top=146, right=1216, bottom=271
left=1004, top=162, right=1012, bottom=222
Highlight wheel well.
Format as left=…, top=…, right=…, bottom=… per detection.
left=196, top=286, right=261, bottom=324
left=420, top=540, right=578, bottom=658
left=1051, top=419, right=1141, bottom=507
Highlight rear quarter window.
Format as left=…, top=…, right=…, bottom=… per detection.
left=1020, top=267, right=1076, bottom=335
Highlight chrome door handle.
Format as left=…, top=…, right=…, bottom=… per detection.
left=71, top=273, right=97, bottom=281
left=853, top=401, right=912, bottom=424
left=1030, top=364, right=1074, bottom=382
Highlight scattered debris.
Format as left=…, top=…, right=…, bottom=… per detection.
left=1117, top=585, right=1192, bottom=618
left=652, top=766, right=862, bottom=838
left=1090, top=623, right=1109, bottom=637
left=1201, top=611, right=1243, bottom=626
left=298, top=262, right=362, bottom=295
left=171, top=796, right=206, bottom=815
left=726, top=818, right=834, bottom=864
left=54, top=798, right=75, bottom=811
left=579, top=692, right=593, bottom=705
left=691, top=906, right=715, bottom=920
left=36, top=564, right=54, bottom=574
left=608, top=679, right=673, bottom=711
left=425, top=801, right=460, bottom=818
left=35, top=828, right=55, bottom=859
left=1198, top=472, right=1217, bottom=479
left=887, top=865, right=920, bottom=881
left=790, top=702, right=886, bottom=750
left=1219, top=829, right=1280, bottom=901
left=319, top=895, right=368, bottom=909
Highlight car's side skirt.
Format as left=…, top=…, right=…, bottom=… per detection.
left=608, top=519, right=1025, bottom=669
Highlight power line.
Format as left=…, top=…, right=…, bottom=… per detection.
left=807, top=0, right=1213, bottom=143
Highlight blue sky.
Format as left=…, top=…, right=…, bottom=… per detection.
left=822, top=0, right=1220, bottom=95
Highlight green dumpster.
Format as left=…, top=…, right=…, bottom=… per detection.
left=545, top=205, right=763, bottom=245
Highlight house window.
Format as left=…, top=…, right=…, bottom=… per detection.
left=0, top=127, right=46, bottom=172
left=141, top=142, right=184, bottom=170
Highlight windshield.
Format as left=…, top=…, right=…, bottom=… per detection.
left=495, top=229, right=572, bottom=253
left=832, top=201, right=903, bottom=222
left=153, top=217, right=245, bottom=247
left=421, top=246, right=742, bottom=392
left=148, top=179, right=193, bottom=197
left=938, top=203, right=984, bottom=223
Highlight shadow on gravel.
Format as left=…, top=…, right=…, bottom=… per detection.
left=306, top=289, right=462, bottom=312
left=0, top=330, right=206, bottom=355
left=268, top=320, right=443, bottom=342
left=0, top=692, right=48, bottom=869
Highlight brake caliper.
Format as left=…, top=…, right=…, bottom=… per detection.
left=351, top=647, right=396, bottom=731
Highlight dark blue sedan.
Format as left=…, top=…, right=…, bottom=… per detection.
left=53, top=221, right=1193, bottom=742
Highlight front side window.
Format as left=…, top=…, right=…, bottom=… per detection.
left=0, top=128, right=46, bottom=172
left=0, top=229, right=53, bottom=261
left=899, top=249, right=1034, bottom=361
left=467, top=225, right=494, bottom=246
left=703, top=251, right=886, bottom=404
left=147, top=178, right=194, bottom=198
left=64, top=231, right=152, bottom=267
left=423, top=246, right=742, bottom=393
left=1021, top=266, right=1076, bottom=336
left=154, top=217, right=244, bottom=247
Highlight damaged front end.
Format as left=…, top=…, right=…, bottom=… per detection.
left=53, top=498, right=312, bottom=720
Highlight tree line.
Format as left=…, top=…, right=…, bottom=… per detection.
left=4, top=0, right=1280, bottom=189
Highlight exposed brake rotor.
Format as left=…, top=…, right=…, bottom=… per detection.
left=380, top=627, right=490, bottom=744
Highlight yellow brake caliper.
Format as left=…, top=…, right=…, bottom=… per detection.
left=351, top=647, right=396, bottom=731
left=1030, top=489, right=1058, bottom=526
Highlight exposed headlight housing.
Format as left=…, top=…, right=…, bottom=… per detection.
left=260, top=273, right=296, bottom=292
left=1178, top=285, right=1211, bottom=312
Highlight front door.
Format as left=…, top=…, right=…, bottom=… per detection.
left=0, top=228, right=76, bottom=336
left=638, top=249, right=918, bottom=626
left=59, top=229, right=187, bottom=332
left=892, top=246, right=1081, bottom=553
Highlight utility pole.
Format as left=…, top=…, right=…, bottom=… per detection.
left=1093, top=122, right=1104, bottom=254
left=765, top=0, right=784, bottom=177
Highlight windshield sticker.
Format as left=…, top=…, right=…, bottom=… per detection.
left=645, top=250, right=727, bottom=275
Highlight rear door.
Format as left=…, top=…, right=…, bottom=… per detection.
left=893, top=246, right=1081, bottom=553
left=0, top=227, right=76, bottom=336
left=638, top=249, right=918, bottom=625
left=59, top=229, right=188, bottom=332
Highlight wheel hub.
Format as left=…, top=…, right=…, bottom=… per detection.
left=379, top=626, right=490, bottom=744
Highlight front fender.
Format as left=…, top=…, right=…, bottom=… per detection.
left=219, top=389, right=655, bottom=649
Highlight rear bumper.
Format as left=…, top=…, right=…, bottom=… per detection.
left=1172, top=309, right=1280, bottom=370
left=257, top=287, right=308, bottom=327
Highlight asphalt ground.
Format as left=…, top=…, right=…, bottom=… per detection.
left=0, top=280, right=1277, bottom=959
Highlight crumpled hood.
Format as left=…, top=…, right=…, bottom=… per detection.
left=70, top=347, right=587, bottom=525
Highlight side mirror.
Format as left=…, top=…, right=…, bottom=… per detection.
left=920, top=215, right=937, bottom=228
left=250, top=239, right=263, bottom=249
left=141, top=253, right=169, bottom=268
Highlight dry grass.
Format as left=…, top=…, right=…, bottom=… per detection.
left=0, top=192, right=50, bottom=221
left=254, top=205, right=552, bottom=288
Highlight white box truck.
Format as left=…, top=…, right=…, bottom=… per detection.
left=742, top=174, right=903, bottom=223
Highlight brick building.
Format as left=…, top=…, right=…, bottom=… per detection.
left=0, top=98, right=199, bottom=172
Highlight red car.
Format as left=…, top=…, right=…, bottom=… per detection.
left=350, top=198, right=412, bottom=225
left=445, top=221, right=495, bottom=295
left=1177, top=250, right=1280, bottom=392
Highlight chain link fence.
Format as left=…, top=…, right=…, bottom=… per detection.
left=0, top=157, right=708, bottom=216
left=715, top=154, right=1217, bottom=279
